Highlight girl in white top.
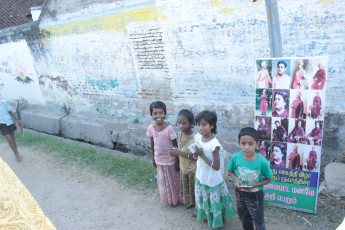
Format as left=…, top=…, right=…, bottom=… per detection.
left=193, top=110, right=236, bottom=229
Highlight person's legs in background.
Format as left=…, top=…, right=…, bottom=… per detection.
left=3, top=128, right=22, bottom=162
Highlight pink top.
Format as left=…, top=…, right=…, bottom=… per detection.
left=146, top=124, right=177, bottom=165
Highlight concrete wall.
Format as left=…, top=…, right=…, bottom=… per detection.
left=1, top=0, right=345, bottom=165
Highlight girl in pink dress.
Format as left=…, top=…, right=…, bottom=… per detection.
left=147, top=101, right=181, bottom=206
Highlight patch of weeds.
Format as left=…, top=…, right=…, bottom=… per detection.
left=133, top=118, right=139, bottom=124
left=0, top=130, right=157, bottom=191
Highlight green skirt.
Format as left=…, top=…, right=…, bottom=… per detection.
left=194, top=178, right=236, bottom=229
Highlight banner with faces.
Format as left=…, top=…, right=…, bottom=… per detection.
left=254, top=56, right=328, bottom=214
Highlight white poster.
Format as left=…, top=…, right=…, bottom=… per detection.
left=0, top=40, right=44, bottom=104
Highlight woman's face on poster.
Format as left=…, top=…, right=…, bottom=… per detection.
left=316, top=122, right=320, bottom=128
left=274, top=94, right=286, bottom=111
left=298, top=121, right=302, bottom=127
left=261, top=118, right=266, bottom=124
left=273, top=146, right=283, bottom=161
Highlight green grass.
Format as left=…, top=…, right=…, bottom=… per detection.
left=0, top=130, right=157, bottom=191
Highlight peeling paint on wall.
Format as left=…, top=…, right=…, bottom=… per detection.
left=86, top=76, right=119, bottom=91
left=43, top=13, right=127, bottom=38
left=278, top=0, right=345, bottom=111
left=124, top=7, right=165, bottom=23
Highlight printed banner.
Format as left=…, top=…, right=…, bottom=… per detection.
left=0, top=156, right=56, bottom=229
left=254, top=56, right=328, bottom=214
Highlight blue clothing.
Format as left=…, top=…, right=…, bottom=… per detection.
left=227, top=151, right=273, bottom=192
left=0, top=101, right=14, bottom=125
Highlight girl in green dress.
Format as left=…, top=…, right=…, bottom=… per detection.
left=169, top=109, right=197, bottom=209
left=193, top=110, right=236, bottom=229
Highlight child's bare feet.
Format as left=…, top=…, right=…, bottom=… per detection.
left=16, top=155, right=23, bottom=162
left=186, top=204, right=195, bottom=209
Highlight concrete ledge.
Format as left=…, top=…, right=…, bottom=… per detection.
left=19, top=106, right=345, bottom=167
left=21, top=109, right=65, bottom=135
left=127, top=120, right=152, bottom=155
left=19, top=107, right=152, bottom=154
left=60, top=115, right=115, bottom=149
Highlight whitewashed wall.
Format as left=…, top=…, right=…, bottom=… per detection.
left=1, top=0, right=344, bottom=121
left=0, top=0, right=344, bottom=160
left=278, top=0, right=345, bottom=112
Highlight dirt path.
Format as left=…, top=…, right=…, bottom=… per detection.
left=0, top=138, right=341, bottom=230
left=0, top=142, right=241, bottom=230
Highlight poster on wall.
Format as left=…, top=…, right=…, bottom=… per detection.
left=0, top=40, right=44, bottom=104
left=254, top=56, right=328, bottom=214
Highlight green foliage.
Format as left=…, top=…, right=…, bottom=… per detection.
left=0, top=131, right=156, bottom=191
left=133, top=118, right=139, bottom=124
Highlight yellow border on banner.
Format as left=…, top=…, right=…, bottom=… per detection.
left=0, top=156, right=56, bottom=229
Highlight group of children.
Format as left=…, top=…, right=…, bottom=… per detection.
left=147, top=101, right=273, bottom=230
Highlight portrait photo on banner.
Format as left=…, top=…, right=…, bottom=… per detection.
left=286, top=143, right=304, bottom=170
left=290, top=59, right=310, bottom=90
left=255, top=116, right=272, bottom=140
left=256, top=59, right=273, bottom=89
left=305, top=119, right=323, bottom=146
left=310, top=58, right=327, bottom=91
left=289, top=89, right=308, bottom=119
left=256, top=140, right=271, bottom=162
left=287, top=118, right=306, bottom=144
left=270, top=142, right=287, bottom=168
left=307, top=90, right=325, bottom=120
left=272, top=59, right=291, bottom=90
left=256, top=88, right=272, bottom=116
left=272, top=89, right=290, bottom=118
left=271, top=117, right=288, bottom=142
left=303, top=145, right=321, bottom=172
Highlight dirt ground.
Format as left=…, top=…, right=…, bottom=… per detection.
left=0, top=136, right=344, bottom=230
